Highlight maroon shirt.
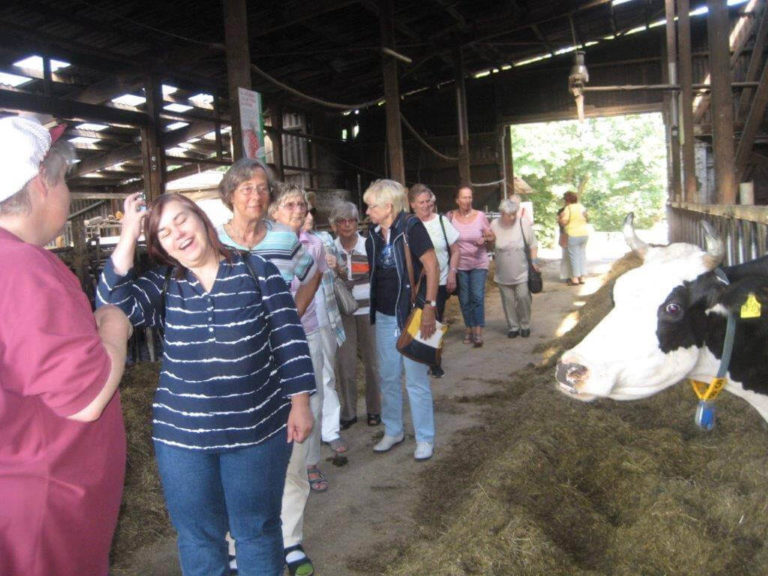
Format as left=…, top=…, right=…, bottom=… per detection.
left=0, top=228, right=125, bottom=576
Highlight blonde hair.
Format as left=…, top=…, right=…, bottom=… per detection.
left=363, top=179, right=407, bottom=215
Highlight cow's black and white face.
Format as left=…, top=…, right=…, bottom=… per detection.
left=557, top=243, right=719, bottom=402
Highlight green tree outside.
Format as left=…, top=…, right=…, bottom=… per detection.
left=510, top=113, right=668, bottom=245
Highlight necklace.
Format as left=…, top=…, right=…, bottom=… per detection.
left=226, top=219, right=264, bottom=249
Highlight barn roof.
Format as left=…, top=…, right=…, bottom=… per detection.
left=0, top=0, right=755, bottom=196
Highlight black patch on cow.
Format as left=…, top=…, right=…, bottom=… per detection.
left=656, top=264, right=768, bottom=395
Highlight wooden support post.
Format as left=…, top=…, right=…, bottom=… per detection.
left=678, top=0, right=697, bottom=202
left=223, top=0, right=252, bottom=162
left=140, top=75, right=166, bottom=202
left=665, top=0, right=681, bottom=202
left=707, top=0, right=737, bottom=204
left=503, top=125, right=514, bottom=199
left=735, top=59, right=768, bottom=180
left=379, top=0, right=405, bottom=183
left=737, top=3, right=768, bottom=121
left=270, top=103, right=285, bottom=180
left=454, top=47, right=471, bottom=187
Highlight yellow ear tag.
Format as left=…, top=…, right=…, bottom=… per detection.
left=740, top=293, right=761, bottom=319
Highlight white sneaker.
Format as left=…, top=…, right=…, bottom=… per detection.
left=373, top=432, right=405, bottom=452
left=414, top=441, right=433, bottom=461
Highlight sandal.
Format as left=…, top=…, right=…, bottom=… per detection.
left=463, top=332, right=473, bottom=345
left=327, top=437, right=348, bottom=453
left=307, top=466, right=328, bottom=492
left=566, top=279, right=578, bottom=286
left=285, top=544, right=315, bottom=576
left=367, top=413, right=381, bottom=426
left=473, top=335, right=483, bottom=348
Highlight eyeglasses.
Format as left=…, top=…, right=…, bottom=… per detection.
left=235, top=184, right=269, bottom=197
left=336, top=218, right=357, bottom=225
left=280, top=200, right=308, bottom=211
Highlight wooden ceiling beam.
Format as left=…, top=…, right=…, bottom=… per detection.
left=0, top=88, right=149, bottom=126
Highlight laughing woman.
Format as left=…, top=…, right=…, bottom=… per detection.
left=97, top=192, right=315, bottom=576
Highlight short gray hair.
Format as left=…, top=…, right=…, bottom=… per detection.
left=499, top=195, right=521, bottom=215
left=0, top=140, right=76, bottom=216
left=329, top=201, right=359, bottom=224
left=218, top=157, right=274, bottom=211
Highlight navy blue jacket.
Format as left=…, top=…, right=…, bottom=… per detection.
left=366, top=211, right=432, bottom=330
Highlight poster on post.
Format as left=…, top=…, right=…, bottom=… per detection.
left=238, top=87, right=265, bottom=160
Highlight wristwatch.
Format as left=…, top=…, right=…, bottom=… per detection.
left=425, top=300, right=438, bottom=307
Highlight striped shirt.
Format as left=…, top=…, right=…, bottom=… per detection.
left=216, top=220, right=316, bottom=287
left=335, top=234, right=371, bottom=316
left=96, top=253, right=315, bottom=452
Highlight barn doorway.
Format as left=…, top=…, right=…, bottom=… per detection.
left=508, top=112, right=668, bottom=254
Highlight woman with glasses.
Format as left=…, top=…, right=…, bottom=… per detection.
left=329, top=201, right=381, bottom=428
left=217, top=159, right=322, bottom=576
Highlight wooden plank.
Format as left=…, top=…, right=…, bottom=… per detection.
left=223, top=0, right=252, bottom=163
left=140, top=76, right=166, bottom=202
left=665, top=0, right=681, bottom=202
left=454, top=47, right=471, bottom=186
left=707, top=0, right=737, bottom=204
left=737, top=3, right=768, bottom=120
left=678, top=0, right=697, bottom=203
left=0, top=89, right=149, bottom=126
left=379, top=0, right=405, bottom=183
left=735, top=58, right=768, bottom=179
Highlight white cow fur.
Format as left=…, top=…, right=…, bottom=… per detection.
left=559, top=242, right=768, bottom=424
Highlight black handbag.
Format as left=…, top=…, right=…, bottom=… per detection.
left=520, top=220, right=543, bottom=294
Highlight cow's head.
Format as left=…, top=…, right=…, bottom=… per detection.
left=556, top=214, right=725, bottom=402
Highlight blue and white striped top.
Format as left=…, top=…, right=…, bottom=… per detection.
left=96, top=252, right=315, bottom=452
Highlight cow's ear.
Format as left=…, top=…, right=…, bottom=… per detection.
left=687, top=272, right=726, bottom=309
left=717, top=278, right=768, bottom=318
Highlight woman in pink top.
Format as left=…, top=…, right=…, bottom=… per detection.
left=448, top=185, right=494, bottom=347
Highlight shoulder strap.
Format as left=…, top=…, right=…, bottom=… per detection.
left=438, top=214, right=450, bottom=252
left=401, top=224, right=423, bottom=305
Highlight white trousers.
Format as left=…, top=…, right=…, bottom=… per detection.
left=305, top=325, right=341, bottom=467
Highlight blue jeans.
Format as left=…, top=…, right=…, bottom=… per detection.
left=154, top=431, right=292, bottom=576
left=375, top=312, right=435, bottom=443
left=567, top=235, right=589, bottom=278
left=456, top=269, right=488, bottom=328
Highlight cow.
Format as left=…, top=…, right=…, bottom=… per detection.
left=556, top=213, right=768, bottom=424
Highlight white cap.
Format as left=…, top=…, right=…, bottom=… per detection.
left=0, top=116, right=54, bottom=204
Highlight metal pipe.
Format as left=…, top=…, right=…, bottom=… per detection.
left=582, top=81, right=760, bottom=92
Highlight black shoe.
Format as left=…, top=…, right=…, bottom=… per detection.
left=340, top=417, right=358, bottom=430
left=430, top=365, right=444, bottom=378
left=367, top=413, right=381, bottom=426
left=520, top=328, right=531, bottom=338
left=507, top=330, right=519, bottom=338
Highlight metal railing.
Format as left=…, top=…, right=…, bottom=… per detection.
left=668, top=202, right=768, bottom=266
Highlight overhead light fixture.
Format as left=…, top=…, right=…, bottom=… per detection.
left=166, top=122, right=189, bottom=131
left=381, top=46, right=412, bottom=65
left=13, top=55, right=70, bottom=72
left=112, top=93, right=146, bottom=107
left=165, top=103, right=193, bottom=113
left=568, top=51, right=589, bottom=121
left=0, top=71, right=32, bottom=87
left=77, top=122, right=109, bottom=131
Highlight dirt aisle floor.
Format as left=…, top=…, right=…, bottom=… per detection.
left=124, top=250, right=618, bottom=576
